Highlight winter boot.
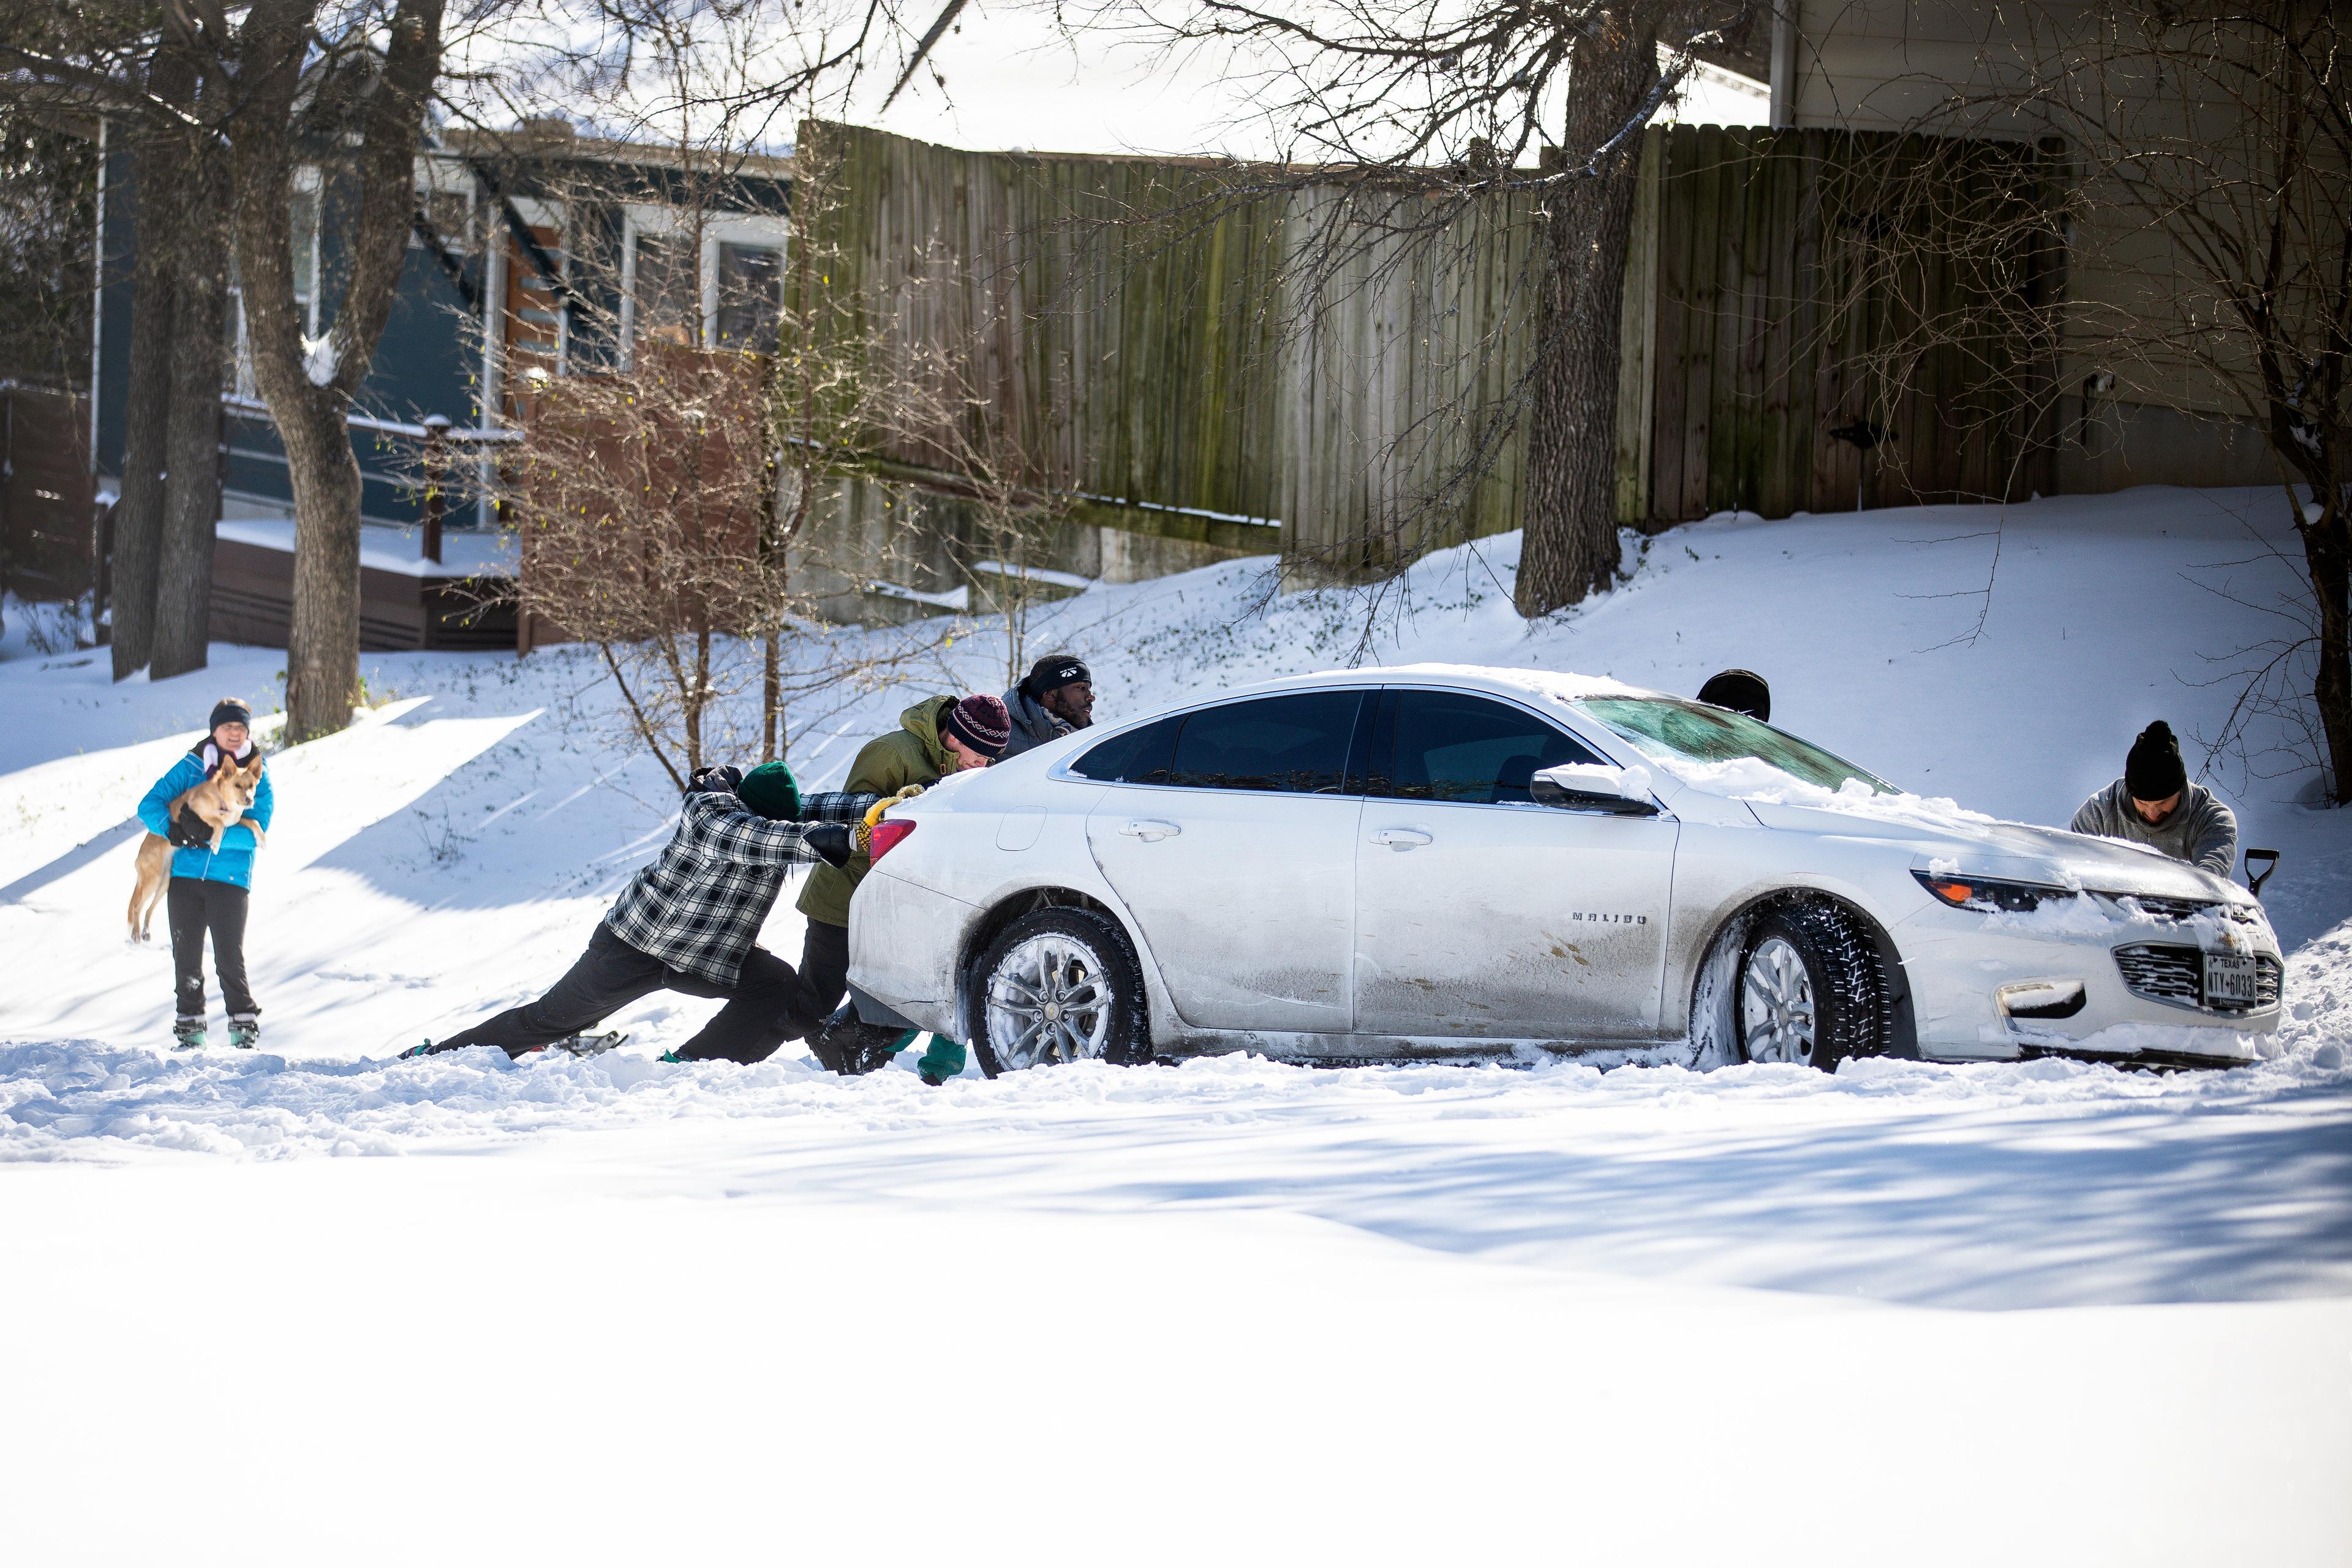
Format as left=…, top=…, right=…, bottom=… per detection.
left=546, top=1031, right=627, bottom=1057
left=171, top=1017, right=206, bottom=1051
left=854, top=1028, right=922, bottom=1077
left=804, top=1005, right=858, bottom=1074
left=228, top=1014, right=261, bottom=1050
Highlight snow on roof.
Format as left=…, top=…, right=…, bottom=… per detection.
left=1364, top=663, right=1661, bottom=705
left=217, top=519, right=517, bottom=579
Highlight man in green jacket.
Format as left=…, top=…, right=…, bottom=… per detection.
left=800, top=693, right=1012, bottom=1080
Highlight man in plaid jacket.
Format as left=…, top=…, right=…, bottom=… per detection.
left=409, top=763, right=878, bottom=1064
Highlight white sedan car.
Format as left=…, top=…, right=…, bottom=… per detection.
left=845, top=666, right=2281, bottom=1075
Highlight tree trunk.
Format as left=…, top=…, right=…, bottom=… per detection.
left=111, top=217, right=173, bottom=680
left=110, top=51, right=198, bottom=680
left=230, top=0, right=448, bottom=741
left=151, top=151, right=230, bottom=680
left=279, top=397, right=365, bottom=736
left=2301, top=495, right=2352, bottom=804
left=1515, top=12, right=1659, bottom=619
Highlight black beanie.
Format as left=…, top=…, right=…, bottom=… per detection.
left=1023, top=654, right=1091, bottom=698
left=1696, top=669, right=1770, bottom=723
left=209, top=698, right=252, bottom=733
left=2125, top=721, right=2187, bottom=801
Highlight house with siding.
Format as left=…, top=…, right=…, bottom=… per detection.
left=85, top=119, right=791, bottom=647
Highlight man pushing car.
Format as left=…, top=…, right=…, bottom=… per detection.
left=2070, top=720, right=2237, bottom=877
left=801, top=693, right=1011, bottom=1080
left=405, top=763, right=876, bottom=1064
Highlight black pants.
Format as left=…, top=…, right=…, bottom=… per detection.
left=801, top=919, right=851, bottom=1019
left=168, top=876, right=254, bottom=1020
left=434, top=923, right=822, bottom=1064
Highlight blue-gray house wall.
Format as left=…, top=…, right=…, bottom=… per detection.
left=97, top=149, right=494, bottom=529
left=94, top=135, right=793, bottom=530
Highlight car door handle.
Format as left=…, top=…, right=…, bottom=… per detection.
left=1371, top=828, right=1433, bottom=848
left=1120, top=819, right=1182, bottom=841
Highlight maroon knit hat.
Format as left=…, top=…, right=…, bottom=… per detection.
left=943, top=693, right=1011, bottom=758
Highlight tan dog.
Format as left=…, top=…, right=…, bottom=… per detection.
left=128, top=753, right=267, bottom=941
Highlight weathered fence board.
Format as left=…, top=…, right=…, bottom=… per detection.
left=802, top=119, right=2060, bottom=586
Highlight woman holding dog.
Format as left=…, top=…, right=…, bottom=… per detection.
left=137, top=698, right=274, bottom=1050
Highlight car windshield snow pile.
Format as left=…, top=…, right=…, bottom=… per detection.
left=1579, top=696, right=1894, bottom=795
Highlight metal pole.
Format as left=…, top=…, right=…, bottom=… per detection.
left=421, top=414, right=450, bottom=564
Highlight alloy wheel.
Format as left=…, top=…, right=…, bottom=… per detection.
left=984, top=933, right=1115, bottom=1070
left=1740, top=936, right=1819, bottom=1063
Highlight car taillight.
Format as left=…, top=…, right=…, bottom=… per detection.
left=870, top=819, right=916, bottom=862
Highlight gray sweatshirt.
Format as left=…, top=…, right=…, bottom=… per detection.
left=2068, top=779, right=2239, bottom=878
left=998, top=685, right=1072, bottom=760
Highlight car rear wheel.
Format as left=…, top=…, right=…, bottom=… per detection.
left=1736, top=902, right=1889, bottom=1070
left=971, top=907, right=1150, bottom=1076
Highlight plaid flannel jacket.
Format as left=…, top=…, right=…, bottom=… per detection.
left=606, top=789, right=876, bottom=986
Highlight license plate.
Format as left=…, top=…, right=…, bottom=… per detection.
left=2205, top=952, right=2260, bottom=1007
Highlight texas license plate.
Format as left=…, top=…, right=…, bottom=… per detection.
left=2205, top=952, right=2260, bottom=1007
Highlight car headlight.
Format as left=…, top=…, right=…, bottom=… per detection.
left=1912, top=870, right=2071, bottom=913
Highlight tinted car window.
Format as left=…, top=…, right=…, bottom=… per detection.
left=1070, top=715, right=1179, bottom=784
left=1167, top=692, right=1365, bottom=794
left=1370, top=690, right=1604, bottom=805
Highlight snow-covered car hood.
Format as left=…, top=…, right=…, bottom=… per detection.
left=1741, top=797, right=2236, bottom=903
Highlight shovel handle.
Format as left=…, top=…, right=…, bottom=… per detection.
left=2244, top=847, right=2279, bottom=898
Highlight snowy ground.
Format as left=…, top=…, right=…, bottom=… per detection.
left=4, top=486, right=2348, bottom=1563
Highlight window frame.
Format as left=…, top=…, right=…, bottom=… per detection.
left=1357, top=686, right=1616, bottom=810
left=617, top=204, right=790, bottom=364
left=1059, top=687, right=1382, bottom=798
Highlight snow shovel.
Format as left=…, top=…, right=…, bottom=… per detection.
left=2243, top=848, right=2278, bottom=898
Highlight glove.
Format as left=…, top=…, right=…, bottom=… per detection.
left=167, top=807, right=212, bottom=848
left=688, top=764, right=744, bottom=796
left=861, top=783, right=925, bottom=831
left=802, top=823, right=853, bottom=869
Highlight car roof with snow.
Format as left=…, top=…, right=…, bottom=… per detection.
left=1140, top=663, right=1670, bottom=710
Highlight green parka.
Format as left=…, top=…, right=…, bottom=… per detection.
left=796, top=696, right=957, bottom=930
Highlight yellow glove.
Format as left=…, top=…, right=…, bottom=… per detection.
left=854, top=784, right=927, bottom=852
left=861, top=783, right=925, bottom=830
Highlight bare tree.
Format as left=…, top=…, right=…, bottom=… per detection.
left=492, top=28, right=954, bottom=782
left=512, top=346, right=784, bottom=786
left=1838, top=2, right=2351, bottom=799
left=6, top=0, right=965, bottom=731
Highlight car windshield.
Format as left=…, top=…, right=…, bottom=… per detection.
left=1578, top=696, right=1895, bottom=795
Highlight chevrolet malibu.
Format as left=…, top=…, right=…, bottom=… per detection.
left=843, top=666, right=2281, bottom=1075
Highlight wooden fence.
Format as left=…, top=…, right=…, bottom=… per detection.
left=799, top=119, right=2060, bottom=580
left=1624, top=125, right=2062, bottom=525
left=1, top=381, right=96, bottom=600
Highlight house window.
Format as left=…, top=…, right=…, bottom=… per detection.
left=420, top=188, right=473, bottom=255
left=633, top=234, right=700, bottom=349
left=714, top=242, right=782, bottom=352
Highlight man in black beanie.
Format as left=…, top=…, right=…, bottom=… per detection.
left=1000, top=653, right=1095, bottom=760
left=2068, top=721, right=2239, bottom=876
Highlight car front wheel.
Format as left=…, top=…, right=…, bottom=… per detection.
left=971, top=907, right=1150, bottom=1076
left=1736, top=901, right=1890, bottom=1070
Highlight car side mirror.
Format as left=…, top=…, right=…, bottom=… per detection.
left=1531, top=763, right=1659, bottom=816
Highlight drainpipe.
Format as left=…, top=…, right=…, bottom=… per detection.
left=1770, top=1, right=1798, bottom=130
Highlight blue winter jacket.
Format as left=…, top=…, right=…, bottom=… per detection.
left=138, top=749, right=275, bottom=889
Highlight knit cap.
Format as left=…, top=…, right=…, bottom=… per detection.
left=738, top=761, right=802, bottom=820
left=1024, top=654, right=1091, bottom=696
left=943, top=693, right=1012, bottom=758
left=2125, top=721, right=2187, bottom=801
left=1696, top=669, right=1770, bottom=723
